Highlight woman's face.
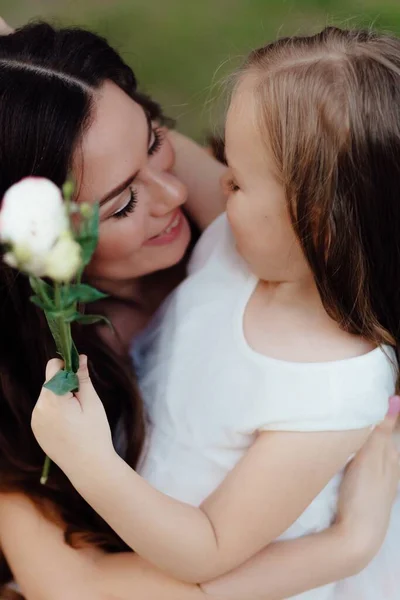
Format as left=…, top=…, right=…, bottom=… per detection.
left=74, top=81, right=191, bottom=292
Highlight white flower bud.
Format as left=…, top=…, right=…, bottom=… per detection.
left=44, top=233, right=82, bottom=282
left=0, top=177, right=68, bottom=275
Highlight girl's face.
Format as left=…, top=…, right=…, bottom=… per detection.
left=222, top=76, right=310, bottom=284
left=74, top=81, right=191, bottom=293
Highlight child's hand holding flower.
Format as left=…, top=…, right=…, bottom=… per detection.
left=32, top=355, right=115, bottom=480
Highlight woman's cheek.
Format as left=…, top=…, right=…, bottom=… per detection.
left=85, top=238, right=123, bottom=278
left=88, top=221, right=143, bottom=269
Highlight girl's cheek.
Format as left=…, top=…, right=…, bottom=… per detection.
left=226, top=196, right=243, bottom=230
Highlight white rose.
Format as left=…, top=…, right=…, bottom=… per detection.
left=3, top=245, right=48, bottom=276
left=44, top=233, right=82, bottom=282
left=0, top=177, right=68, bottom=275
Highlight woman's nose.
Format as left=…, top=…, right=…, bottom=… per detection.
left=146, top=168, right=188, bottom=216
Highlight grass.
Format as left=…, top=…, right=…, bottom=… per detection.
left=3, top=0, right=400, bottom=139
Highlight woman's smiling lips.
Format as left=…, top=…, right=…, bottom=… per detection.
left=144, top=208, right=187, bottom=246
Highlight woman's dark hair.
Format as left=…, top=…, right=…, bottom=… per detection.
left=0, top=22, right=169, bottom=596
left=241, top=26, right=400, bottom=386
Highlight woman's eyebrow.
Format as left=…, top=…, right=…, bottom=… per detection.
left=100, top=172, right=138, bottom=206
left=99, top=110, right=153, bottom=207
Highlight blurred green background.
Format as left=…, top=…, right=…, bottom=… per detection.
left=2, top=0, right=400, bottom=140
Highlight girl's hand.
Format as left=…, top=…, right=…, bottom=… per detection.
left=0, top=17, right=13, bottom=34
left=31, top=356, right=115, bottom=478
left=336, top=397, right=400, bottom=561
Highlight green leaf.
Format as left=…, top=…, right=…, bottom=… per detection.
left=29, top=277, right=54, bottom=307
left=64, top=311, right=80, bottom=323
left=43, top=369, right=79, bottom=395
left=30, top=295, right=49, bottom=311
left=76, top=203, right=99, bottom=267
left=64, top=311, right=113, bottom=329
left=78, top=235, right=97, bottom=267
left=61, top=284, right=107, bottom=306
left=44, top=312, right=64, bottom=357
left=29, top=276, right=43, bottom=296
left=88, top=202, right=100, bottom=239
left=73, top=314, right=113, bottom=328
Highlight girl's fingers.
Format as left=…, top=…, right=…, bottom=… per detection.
left=45, top=358, right=64, bottom=382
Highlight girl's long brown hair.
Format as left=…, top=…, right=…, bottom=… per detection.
left=242, top=26, right=400, bottom=386
left=0, top=22, right=171, bottom=598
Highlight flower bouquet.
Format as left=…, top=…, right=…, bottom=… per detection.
left=0, top=177, right=108, bottom=483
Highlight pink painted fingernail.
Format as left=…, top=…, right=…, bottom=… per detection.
left=388, top=395, right=400, bottom=416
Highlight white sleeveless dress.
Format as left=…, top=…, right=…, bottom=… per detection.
left=135, top=213, right=399, bottom=599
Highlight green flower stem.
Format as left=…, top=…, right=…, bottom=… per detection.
left=54, top=283, right=73, bottom=371
left=39, top=282, right=52, bottom=307
left=40, top=456, right=51, bottom=485
left=41, top=283, right=74, bottom=485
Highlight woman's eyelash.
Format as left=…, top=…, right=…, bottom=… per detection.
left=149, top=127, right=164, bottom=156
left=113, top=187, right=138, bottom=219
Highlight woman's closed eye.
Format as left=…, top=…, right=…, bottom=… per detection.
left=112, top=187, right=138, bottom=219
left=110, top=127, right=164, bottom=220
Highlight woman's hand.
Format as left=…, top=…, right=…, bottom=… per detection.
left=31, top=356, right=116, bottom=479
left=0, top=17, right=13, bottom=35
left=335, top=397, right=400, bottom=562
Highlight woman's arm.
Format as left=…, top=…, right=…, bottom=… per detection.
left=0, top=493, right=111, bottom=600
left=4, top=412, right=399, bottom=600
left=0, top=496, right=337, bottom=600
left=0, top=496, right=381, bottom=600
left=169, top=130, right=227, bottom=231
left=97, top=523, right=370, bottom=600
left=0, top=493, right=205, bottom=600
left=98, top=529, right=360, bottom=600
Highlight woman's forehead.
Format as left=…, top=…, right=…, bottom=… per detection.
left=73, top=81, right=148, bottom=204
